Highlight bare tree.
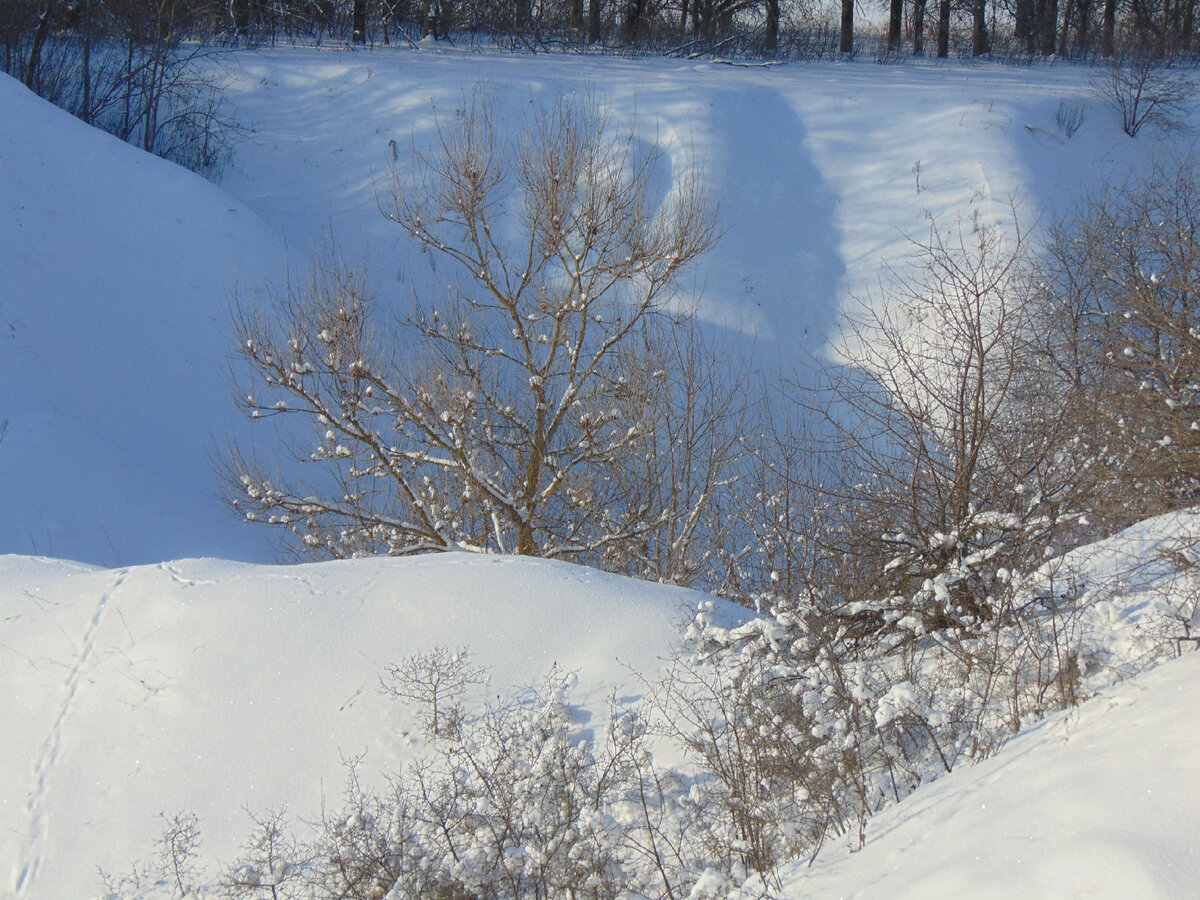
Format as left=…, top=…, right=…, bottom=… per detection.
left=802, top=211, right=1090, bottom=631
left=229, top=91, right=731, bottom=574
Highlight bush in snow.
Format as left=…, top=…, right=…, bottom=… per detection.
left=1096, top=52, right=1193, bottom=138
left=106, top=652, right=728, bottom=899
left=729, top=209, right=1095, bottom=638
left=1041, top=152, right=1200, bottom=524
left=7, top=0, right=234, bottom=172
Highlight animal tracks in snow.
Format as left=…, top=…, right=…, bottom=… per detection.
left=13, top=568, right=127, bottom=896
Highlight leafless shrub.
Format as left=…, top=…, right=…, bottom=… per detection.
left=100, top=811, right=203, bottom=899
left=1040, top=153, right=1200, bottom=522
left=1055, top=98, right=1087, bottom=137
left=1097, top=52, right=1193, bottom=137
left=380, top=645, right=487, bottom=739
left=797, top=210, right=1092, bottom=634
left=218, top=809, right=309, bottom=900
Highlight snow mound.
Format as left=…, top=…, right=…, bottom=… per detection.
left=0, top=551, right=737, bottom=897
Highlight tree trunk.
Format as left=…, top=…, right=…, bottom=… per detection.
left=888, top=0, right=903, bottom=50
left=1074, top=0, right=1093, bottom=53
left=353, top=0, right=366, bottom=42
left=1058, top=0, right=1075, bottom=54
left=1183, top=0, right=1197, bottom=51
left=1014, top=0, right=1036, bottom=52
left=1101, top=0, right=1116, bottom=54
left=765, top=0, right=779, bottom=50
left=24, top=0, right=54, bottom=88
left=80, top=0, right=91, bottom=123
left=840, top=0, right=854, bottom=54
left=233, top=0, right=250, bottom=36
left=913, top=0, right=928, bottom=53
left=587, top=0, right=601, bottom=42
left=623, top=0, right=642, bottom=42
left=972, top=0, right=990, bottom=53
left=936, top=0, right=950, bottom=56
left=1041, top=0, right=1057, bottom=54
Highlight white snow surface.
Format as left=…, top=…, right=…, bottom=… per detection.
left=783, top=649, right=1200, bottom=899
left=779, top=509, right=1200, bottom=899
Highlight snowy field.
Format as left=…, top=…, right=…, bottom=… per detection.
left=2, top=45, right=1200, bottom=898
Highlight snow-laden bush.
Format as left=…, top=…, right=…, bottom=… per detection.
left=105, top=651, right=724, bottom=899
left=651, top=520, right=1200, bottom=883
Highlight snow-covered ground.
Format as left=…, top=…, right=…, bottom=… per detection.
left=1, top=515, right=1196, bottom=898
left=3, top=45, right=1200, bottom=899
left=1, top=551, right=740, bottom=897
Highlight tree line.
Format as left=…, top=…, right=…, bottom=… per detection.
left=6, top=0, right=1200, bottom=66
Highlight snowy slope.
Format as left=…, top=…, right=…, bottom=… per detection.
left=215, top=49, right=1163, bottom=364
left=3, top=53, right=1191, bottom=567
left=782, top=650, right=1200, bottom=899
left=0, top=72, right=284, bottom=567
left=0, top=551, right=735, bottom=898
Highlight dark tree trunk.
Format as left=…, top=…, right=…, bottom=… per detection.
left=353, top=0, right=366, bottom=41
left=1075, top=0, right=1094, bottom=52
left=1014, top=0, right=1037, bottom=52
left=936, top=0, right=951, bottom=56
left=1101, top=0, right=1116, bottom=54
left=587, top=0, right=601, bottom=42
left=571, top=0, right=584, bottom=32
left=765, top=0, right=779, bottom=50
left=79, top=0, right=91, bottom=122
left=233, top=0, right=251, bottom=36
left=972, top=0, right=990, bottom=53
left=1183, top=0, right=1197, bottom=51
left=24, top=0, right=54, bottom=88
left=623, top=0, right=642, bottom=42
left=888, top=0, right=903, bottom=50
left=1041, top=0, right=1058, bottom=54
left=913, top=0, right=928, bottom=52
left=840, top=0, right=853, bottom=53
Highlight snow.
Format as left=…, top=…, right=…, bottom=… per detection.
left=0, top=551, right=739, bottom=897
left=784, top=650, right=1200, bottom=900
left=0, top=71, right=285, bottom=566
left=2, top=43, right=1199, bottom=900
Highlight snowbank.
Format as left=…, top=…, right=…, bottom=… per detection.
left=0, top=551, right=734, bottom=897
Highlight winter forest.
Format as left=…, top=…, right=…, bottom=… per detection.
left=2, top=0, right=1200, bottom=897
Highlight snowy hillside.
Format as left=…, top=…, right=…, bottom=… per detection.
left=2, top=51, right=1182, bottom=567
left=0, top=71, right=285, bottom=566
left=785, top=650, right=1200, bottom=900
left=780, top=510, right=1200, bottom=899
left=2, top=513, right=1196, bottom=897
